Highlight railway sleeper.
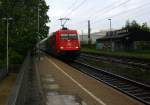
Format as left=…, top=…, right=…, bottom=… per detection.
left=110, top=82, right=130, bottom=86
left=119, top=86, right=138, bottom=91
left=104, top=79, right=120, bottom=83
left=135, top=91, right=150, bottom=96
left=141, top=97, right=150, bottom=101
left=126, top=89, right=144, bottom=94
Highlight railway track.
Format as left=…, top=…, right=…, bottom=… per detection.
left=80, top=53, right=150, bottom=70
left=68, top=60, right=150, bottom=105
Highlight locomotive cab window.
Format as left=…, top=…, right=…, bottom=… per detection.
left=69, top=34, right=77, bottom=39
left=61, top=34, right=78, bottom=40
left=61, top=34, right=68, bottom=40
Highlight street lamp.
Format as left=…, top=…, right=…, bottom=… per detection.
left=38, top=3, right=42, bottom=34
left=37, top=3, right=42, bottom=60
left=108, top=18, right=114, bottom=51
left=2, top=17, right=13, bottom=74
left=38, top=6, right=40, bottom=34
left=108, top=19, right=112, bottom=32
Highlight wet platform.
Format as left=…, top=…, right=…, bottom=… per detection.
left=34, top=53, right=144, bottom=105
left=0, top=73, right=16, bottom=105
left=41, top=73, right=87, bottom=105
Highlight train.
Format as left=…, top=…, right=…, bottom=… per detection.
left=39, top=27, right=80, bottom=59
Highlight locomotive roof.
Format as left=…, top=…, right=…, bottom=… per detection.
left=57, top=28, right=77, bottom=33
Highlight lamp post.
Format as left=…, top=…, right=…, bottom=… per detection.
left=108, top=19, right=111, bottom=32
left=38, top=5, right=40, bottom=34
left=37, top=3, right=42, bottom=60
left=108, top=18, right=114, bottom=51
left=82, top=30, right=84, bottom=43
left=2, top=17, right=13, bottom=74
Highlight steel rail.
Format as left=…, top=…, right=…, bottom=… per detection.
left=80, top=53, right=150, bottom=70
left=69, top=60, right=150, bottom=105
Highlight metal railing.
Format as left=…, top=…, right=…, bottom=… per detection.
left=6, top=54, right=31, bottom=105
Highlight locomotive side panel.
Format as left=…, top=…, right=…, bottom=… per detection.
left=46, top=32, right=56, bottom=54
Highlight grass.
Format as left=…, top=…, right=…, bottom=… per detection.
left=81, top=47, right=150, bottom=60
left=80, top=45, right=150, bottom=84
left=79, top=58, right=150, bottom=85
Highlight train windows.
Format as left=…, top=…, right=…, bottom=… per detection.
left=61, top=34, right=68, bottom=40
left=61, top=34, right=78, bottom=40
left=68, top=34, right=77, bottom=39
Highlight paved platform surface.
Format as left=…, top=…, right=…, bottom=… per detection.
left=39, top=68, right=86, bottom=105
left=0, top=73, right=16, bottom=105
left=47, top=95, right=84, bottom=105
left=35, top=53, right=144, bottom=105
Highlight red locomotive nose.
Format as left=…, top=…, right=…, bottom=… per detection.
left=67, top=42, right=71, bottom=47
left=43, top=29, right=80, bottom=59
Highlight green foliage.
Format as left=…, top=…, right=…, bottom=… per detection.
left=0, top=0, right=49, bottom=64
left=9, top=50, right=24, bottom=64
left=124, top=20, right=150, bottom=32
left=141, top=22, right=150, bottom=32
left=0, top=59, right=3, bottom=65
left=81, top=47, right=150, bottom=60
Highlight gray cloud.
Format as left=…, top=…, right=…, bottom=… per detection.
left=45, top=0, right=150, bottom=33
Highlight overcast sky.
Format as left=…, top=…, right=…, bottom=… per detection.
left=45, top=0, right=150, bottom=34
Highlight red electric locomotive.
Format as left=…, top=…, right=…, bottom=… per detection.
left=45, top=28, right=80, bottom=59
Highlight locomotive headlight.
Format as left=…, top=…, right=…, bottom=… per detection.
left=60, top=46, right=64, bottom=49
left=76, top=46, right=79, bottom=49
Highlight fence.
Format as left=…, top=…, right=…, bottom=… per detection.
left=6, top=54, right=31, bottom=105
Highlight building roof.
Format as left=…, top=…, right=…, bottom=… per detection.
left=97, top=28, right=150, bottom=41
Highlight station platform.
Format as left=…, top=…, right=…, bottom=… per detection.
left=0, top=73, right=16, bottom=105
left=42, top=73, right=87, bottom=105
left=35, top=57, right=87, bottom=105
left=34, top=53, right=144, bottom=105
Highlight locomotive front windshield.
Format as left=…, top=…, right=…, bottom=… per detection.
left=61, top=34, right=78, bottom=40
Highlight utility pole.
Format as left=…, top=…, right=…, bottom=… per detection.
left=38, top=1, right=42, bottom=34
left=108, top=18, right=114, bottom=51
left=108, top=19, right=111, bottom=32
left=81, top=30, right=84, bottom=45
left=38, top=6, right=40, bottom=34
left=81, top=30, right=84, bottom=42
left=2, top=17, right=13, bottom=74
left=88, top=20, right=91, bottom=45
left=37, top=3, right=42, bottom=60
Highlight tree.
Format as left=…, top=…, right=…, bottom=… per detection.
left=130, top=20, right=140, bottom=29
left=125, top=20, right=130, bottom=28
left=123, top=20, right=150, bottom=32
left=0, top=0, right=50, bottom=65
left=141, top=22, right=150, bottom=32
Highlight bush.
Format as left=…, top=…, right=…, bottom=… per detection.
left=0, top=59, right=3, bottom=65
left=9, top=50, right=24, bottom=64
